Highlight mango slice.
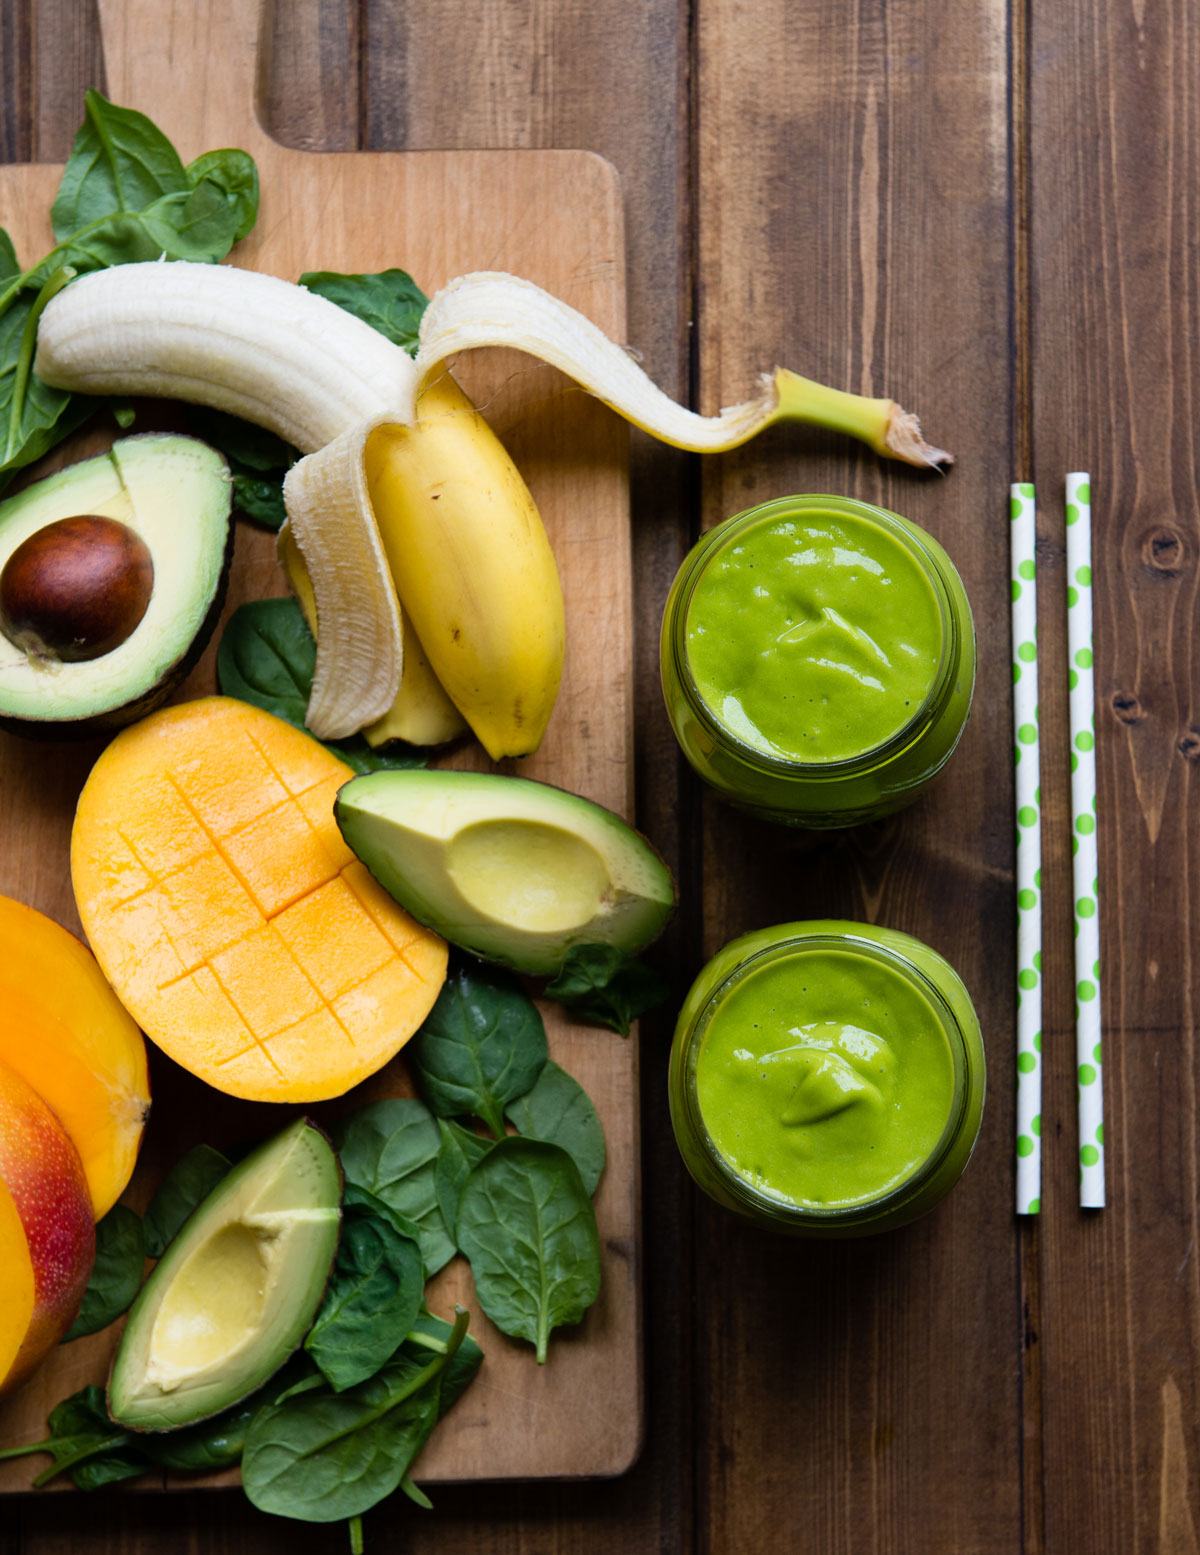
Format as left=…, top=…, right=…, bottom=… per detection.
left=71, top=697, right=448, bottom=1103
left=0, top=894, right=150, bottom=1219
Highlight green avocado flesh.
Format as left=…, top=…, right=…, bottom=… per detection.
left=0, top=434, right=231, bottom=728
left=109, top=1120, right=341, bottom=1432
left=335, top=769, right=676, bottom=976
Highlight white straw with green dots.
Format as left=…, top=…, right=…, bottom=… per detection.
left=1011, top=481, right=1042, bottom=1214
left=1066, top=472, right=1104, bottom=1208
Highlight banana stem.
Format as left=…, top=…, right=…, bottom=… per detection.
left=771, top=368, right=953, bottom=469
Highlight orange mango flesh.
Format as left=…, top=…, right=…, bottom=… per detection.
left=71, top=697, right=448, bottom=1103
left=0, top=894, right=149, bottom=1220
left=0, top=1058, right=95, bottom=1396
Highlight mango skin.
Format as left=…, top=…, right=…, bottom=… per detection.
left=0, top=1059, right=96, bottom=1397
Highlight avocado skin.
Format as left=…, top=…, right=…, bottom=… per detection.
left=0, top=520, right=234, bottom=741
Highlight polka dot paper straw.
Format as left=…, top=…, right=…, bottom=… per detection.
left=1066, top=472, right=1104, bottom=1209
left=1011, top=481, right=1042, bottom=1215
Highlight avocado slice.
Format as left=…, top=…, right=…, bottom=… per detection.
left=335, top=769, right=676, bottom=976
left=0, top=434, right=232, bottom=734
left=109, top=1119, right=341, bottom=1432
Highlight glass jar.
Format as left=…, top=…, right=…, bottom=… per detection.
left=669, top=920, right=985, bottom=1236
left=660, top=495, right=976, bottom=827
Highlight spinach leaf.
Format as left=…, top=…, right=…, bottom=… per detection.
left=216, top=597, right=427, bottom=773
left=0, top=229, right=18, bottom=281
left=186, top=406, right=294, bottom=530
left=408, top=962, right=548, bottom=1138
left=17, top=183, right=239, bottom=299
left=241, top=1308, right=469, bottom=1522
left=69, top=1446, right=152, bottom=1490
left=544, top=943, right=670, bottom=1037
left=0, top=272, right=91, bottom=483
left=0, top=1385, right=150, bottom=1489
left=335, top=1099, right=455, bottom=1276
left=230, top=471, right=287, bottom=529
left=142, top=1143, right=232, bottom=1259
left=186, top=148, right=260, bottom=243
left=411, top=1309, right=484, bottom=1416
left=51, top=90, right=188, bottom=240
left=400, top=1475, right=433, bottom=1509
left=505, top=1060, right=606, bottom=1195
left=457, top=1138, right=601, bottom=1363
left=342, top=1181, right=425, bottom=1246
left=434, top=1119, right=493, bottom=1239
left=45, top=1387, right=112, bottom=1437
left=64, top=1203, right=145, bottom=1340
left=142, top=1397, right=259, bottom=1473
left=143, top=1353, right=320, bottom=1472
left=305, top=1198, right=424, bottom=1391
left=383, top=1309, right=484, bottom=1515
left=187, top=404, right=295, bottom=473
left=218, top=596, right=311, bottom=726
left=299, top=269, right=428, bottom=356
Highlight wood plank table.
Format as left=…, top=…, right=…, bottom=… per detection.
left=1, top=1, right=1194, bottom=1551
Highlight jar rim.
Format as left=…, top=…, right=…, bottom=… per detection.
left=679, top=929, right=972, bottom=1227
left=669, top=494, right=960, bottom=778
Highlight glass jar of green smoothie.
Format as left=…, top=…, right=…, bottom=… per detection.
left=669, top=920, right=985, bottom=1236
left=660, top=495, right=976, bottom=826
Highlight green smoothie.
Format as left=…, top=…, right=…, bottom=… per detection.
left=668, top=921, right=985, bottom=1234
left=684, top=508, right=943, bottom=764
left=660, top=496, right=977, bottom=827
left=693, top=942, right=956, bottom=1209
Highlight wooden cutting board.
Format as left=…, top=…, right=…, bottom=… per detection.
left=0, top=0, right=639, bottom=1488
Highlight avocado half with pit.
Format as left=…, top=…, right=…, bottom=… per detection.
left=0, top=434, right=232, bottom=735
left=109, top=1119, right=341, bottom=1432
left=335, top=768, right=677, bottom=976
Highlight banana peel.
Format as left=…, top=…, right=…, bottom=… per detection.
left=277, top=523, right=468, bottom=749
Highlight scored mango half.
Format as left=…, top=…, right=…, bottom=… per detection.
left=71, top=697, right=447, bottom=1102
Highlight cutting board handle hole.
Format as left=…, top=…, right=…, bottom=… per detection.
left=97, top=0, right=275, bottom=156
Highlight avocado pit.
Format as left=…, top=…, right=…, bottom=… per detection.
left=0, top=435, right=233, bottom=734
left=0, top=514, right=154, bottom=663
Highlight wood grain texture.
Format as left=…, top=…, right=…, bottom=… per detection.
left=0, top=0, right=640, bottom=1496
left=5, top=0, right=1196, bottom=1550
left=1028, top=1, right=1200, bottom=1551
left=692, top=1, right=1021, bottom=1552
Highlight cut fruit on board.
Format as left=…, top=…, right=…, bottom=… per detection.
left=0, top=0, right=640, bottom=1487
left=71, top=697, right=448, bottom=1104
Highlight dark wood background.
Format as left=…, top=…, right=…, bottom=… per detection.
left=1, top=1, right=1196, bottom=1551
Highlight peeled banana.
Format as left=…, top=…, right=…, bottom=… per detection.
left=34, top=261, right=952, bottom=757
